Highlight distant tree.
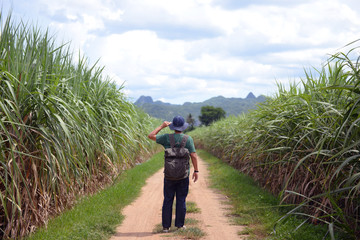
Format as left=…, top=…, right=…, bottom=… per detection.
left=186, top=113, right=195, bottom=131
left=199, top=106, right=226, bottom=126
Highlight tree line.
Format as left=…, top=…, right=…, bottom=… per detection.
left=185, top=105, right=226, bottom=132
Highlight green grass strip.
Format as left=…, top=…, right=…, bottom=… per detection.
left=26, top=152, right=164, bottom=240
left=198, top=150, right=330, bottom=240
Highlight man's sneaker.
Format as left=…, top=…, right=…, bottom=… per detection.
left=177, top=225, right=186, bottom=230
left=163, top=228, right=170, bottom=233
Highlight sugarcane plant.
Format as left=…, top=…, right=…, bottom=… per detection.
left=191, top=41, right=360, bottom=239
left=0, top=12, right=159, bottom=239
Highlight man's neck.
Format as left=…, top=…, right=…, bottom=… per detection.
left=174, top=131, right=182, bottom=134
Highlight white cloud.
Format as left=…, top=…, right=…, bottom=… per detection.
left=38, top=0, right=123, bottom=21
left=94, top=30, right=280, bottom=95
left=96, top=30, right=186, bottom=78
left=6, top=0, right=360, bottom=104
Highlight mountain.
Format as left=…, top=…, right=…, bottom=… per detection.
left=135, top=96, right=153, bottom=105
left=134, top=92, right=267, bottom=121
left=246, top=92, right=256, bottom=99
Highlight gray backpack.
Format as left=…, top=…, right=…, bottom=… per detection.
left=164, top=134, right=190, bottom=180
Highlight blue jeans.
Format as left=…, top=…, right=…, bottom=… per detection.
left=162, top=177, right=189, bottom=228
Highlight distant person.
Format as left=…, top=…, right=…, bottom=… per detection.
left=148, top=115, right=199, bottom=233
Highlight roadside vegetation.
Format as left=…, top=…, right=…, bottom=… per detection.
left=153, top=201, right=205, bottom=240
left=0, top=12, right=160, bottom=239
left=26, top=152, right=164, bottom=240
left=190, top=42, right=360, bottom=239
left=198, top=150, right=329, bottom=239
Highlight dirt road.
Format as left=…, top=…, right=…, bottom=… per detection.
left=110, top=156, right=244, bottom=240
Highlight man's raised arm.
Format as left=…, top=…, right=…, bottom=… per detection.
left=148, top=121, right=171, bottom=141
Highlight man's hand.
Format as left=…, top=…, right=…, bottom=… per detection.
left=161, top=121, right=171, bottom=129
left=192, top=172, right=198, bottom=183
left=148, top=121, right=171, bottom=141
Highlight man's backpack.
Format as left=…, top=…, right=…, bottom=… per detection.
left=164, top=134, right=190, bottom=180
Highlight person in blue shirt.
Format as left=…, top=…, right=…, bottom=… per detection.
left=148, top=115, right=199, bottom=233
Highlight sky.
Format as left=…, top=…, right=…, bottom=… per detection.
left=2, top=0, right=360, bottom=104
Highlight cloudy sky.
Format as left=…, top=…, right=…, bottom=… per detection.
left=3, top=0, right=360, bottom=104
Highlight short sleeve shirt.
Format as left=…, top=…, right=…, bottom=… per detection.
left=156, top=133, right=196, bottom=153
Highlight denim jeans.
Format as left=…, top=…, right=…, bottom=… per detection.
left=162, top=177, right=189, bottom=228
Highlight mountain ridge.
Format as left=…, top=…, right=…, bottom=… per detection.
left=134, top=92, right=267, bottom=121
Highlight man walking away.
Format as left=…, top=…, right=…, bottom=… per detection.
left=148, top=115, right=199, bottom=233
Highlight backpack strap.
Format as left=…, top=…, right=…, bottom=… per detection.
left=169, top=134, right=176, bottom=148
left=169, top=134, right=189, bottom=149
left=180, top=135, right=189, bottom=148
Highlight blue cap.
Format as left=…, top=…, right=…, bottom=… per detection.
left=169, top=116, right=189, bottom=132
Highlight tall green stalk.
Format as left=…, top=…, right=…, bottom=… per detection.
left=0, top=11, right=159, bottom=239
left=191, top=42, right=360, bottom=239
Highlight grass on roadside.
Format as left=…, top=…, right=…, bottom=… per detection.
left=174, top=226, right=206, bottom=240
left=26, top=152, right=164, bottom=240
left=153, top=201, right=205, bottom=239
left=198, top=150, right=330, bottom=240
left=153, top=224, right=205, bottom=240
left=153, top=217, right=200, bottom=233
left=186, top=201, right=201, bottom=213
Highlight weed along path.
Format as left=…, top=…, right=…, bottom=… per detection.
left=110, top=156, right=244, bottom=240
